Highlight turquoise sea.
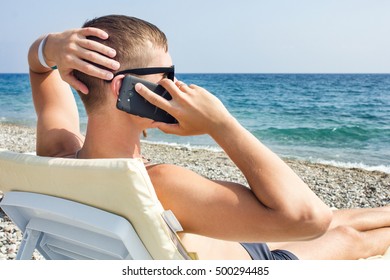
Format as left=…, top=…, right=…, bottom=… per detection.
left=1, top=73, right=389, bottom=173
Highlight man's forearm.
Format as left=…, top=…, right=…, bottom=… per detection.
left=210, top=115, right=328, bottom=214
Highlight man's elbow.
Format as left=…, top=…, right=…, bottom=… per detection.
left=285, top=203, right=333, bottom=240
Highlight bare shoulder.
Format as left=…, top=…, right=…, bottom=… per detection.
left=146, top=163, right=210, bottom=203
left=146, top=163, right=236, bottom=201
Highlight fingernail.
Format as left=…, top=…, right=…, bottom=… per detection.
left=106, top=72, right=114, bottom=80
left=135, top=83, right=142, bottom=91
left=112, top=61, right=120, bottom=70
left=108, top=49, right=116, bottom=57
left=101, top=31, right=109, bottom=39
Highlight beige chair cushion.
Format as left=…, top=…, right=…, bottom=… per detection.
left=0, top=149, right=186, bottom=260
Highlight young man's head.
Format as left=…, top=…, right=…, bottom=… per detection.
left=74, top=15, right=171, bottom=114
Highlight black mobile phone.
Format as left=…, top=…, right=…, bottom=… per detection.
left=116, top=75, right=177, bottom=123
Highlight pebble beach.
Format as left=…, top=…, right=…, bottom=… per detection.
left=1, top=123, right=389, bottom=260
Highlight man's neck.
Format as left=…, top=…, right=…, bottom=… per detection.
left=78, top=112, right=143, bottom=159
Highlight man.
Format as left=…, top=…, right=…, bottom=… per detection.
left=29, top=15, right=390, bottom=259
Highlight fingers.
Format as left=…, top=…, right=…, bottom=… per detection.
left=65, top=74, right=89, bottom=94
left=77, top=29, right=120, bottom=73
left=79, top=27, right=109, bottom=40
left=175, top=81, right=189, bottom=91
left=155, top=122, right=182, bottom=135
left=69, top=56, right=115, bottom=81
left=78, top=37, right=117, bottom=60
left=159, top=79, right=188, bottom=98
left=70, top=28, right=120, bottom=80
left=135, top=83, right=172, bottom=112
left=75, top=46, right=119, bottom=79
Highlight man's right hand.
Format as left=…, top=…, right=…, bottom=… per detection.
left=135, top=78, right=235, bottom=137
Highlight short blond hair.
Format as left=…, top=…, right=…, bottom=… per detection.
left=74, top=15, right=168, bottom=113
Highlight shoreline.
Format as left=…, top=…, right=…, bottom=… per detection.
left=2, top=120, right=388, bottom=174
left=1, top=122, right=389, bottom=259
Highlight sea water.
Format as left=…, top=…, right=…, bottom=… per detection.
left=1, top=73, right=389, bottom=173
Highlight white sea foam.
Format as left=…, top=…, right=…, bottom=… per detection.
left=141, top=139, right=222, bottom=152
left=314, top=159, right=390, bottom=174
left=142, top=140, right=390, bottom=174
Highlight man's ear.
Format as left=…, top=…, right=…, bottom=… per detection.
left=110, top=75, right=125, bottom=98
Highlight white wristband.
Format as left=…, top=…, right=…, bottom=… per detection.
left=38, top=35, right=56, bottom=70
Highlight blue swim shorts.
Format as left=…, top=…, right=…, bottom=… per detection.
left=240, top=243, right=298, bottom=260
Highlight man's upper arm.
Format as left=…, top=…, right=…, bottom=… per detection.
left=147, top=164, right=295, bottom=243
left=31, top=70, right=84, bottom=157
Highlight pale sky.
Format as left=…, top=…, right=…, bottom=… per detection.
left=1, top=0, right=389, bottom=73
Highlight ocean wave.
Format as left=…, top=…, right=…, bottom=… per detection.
left=255, top=126, right=389, bottom=147
left=141, top=139, right=223, bottom=153
left=314, top=159, right=390, bottom=174
left=141, top=139, right=389, bottom=174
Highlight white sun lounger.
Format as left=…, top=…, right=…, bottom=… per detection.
left=0, top=149, right=195, bottom=260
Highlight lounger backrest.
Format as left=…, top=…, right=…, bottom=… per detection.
left=0, top=149, right=188, bottom=260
